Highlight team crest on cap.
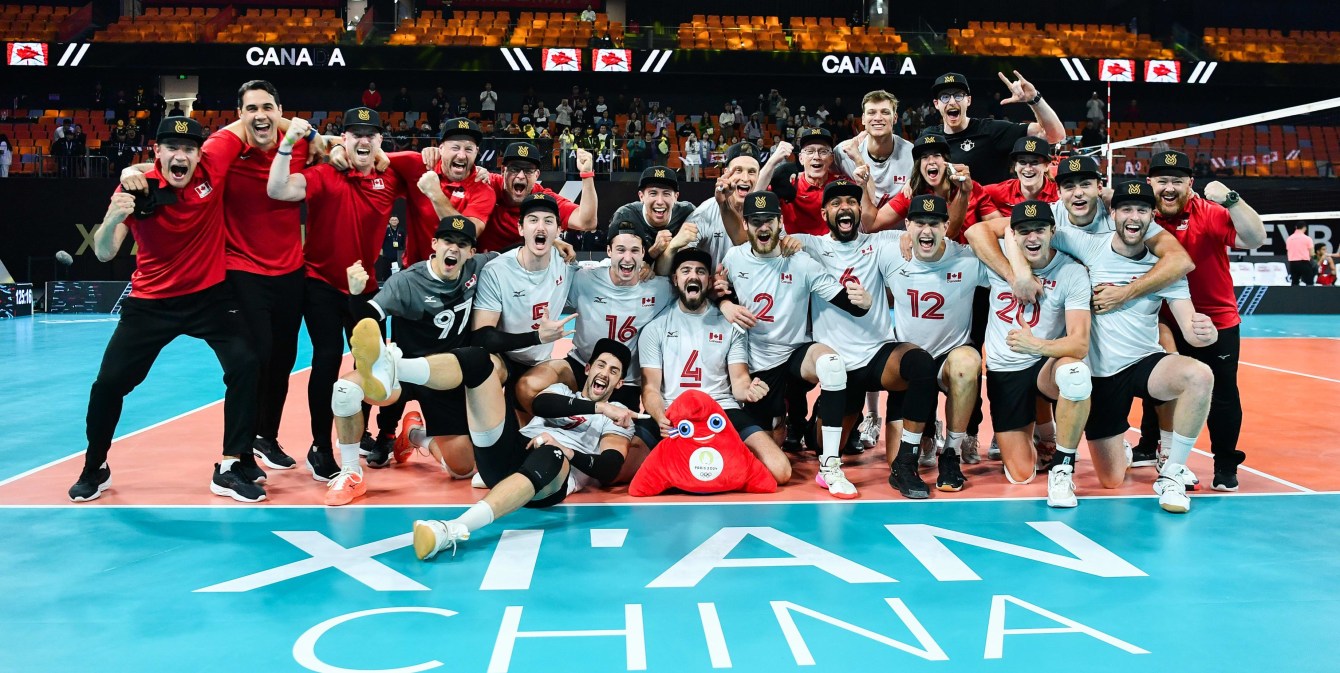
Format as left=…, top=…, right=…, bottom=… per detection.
left=654, top=168, right=666, bottom=178
left=457, top=120, right=469, bottom=129
left=1127, top=182, right=1142, bottom=195
left=1068, top=159, right=1082, bottom=172
left=518, top=146, right=529, bottom=157
left=1024, top=140, right=1037, bottom=152
left=754, top=195, right=768, bottom=209
left=174, top=120, right=189, bottom=134
left=922, top=198, right=935, bottom=212
left=357, top=109, right=370, bottom=121
left=944, top=75, right=956, bottom=82
left=452, top=218, right=465, bottom=230
left=1024, top=203, right=1038, bottom=217
left=1163, top=153, right=1177, bottom=165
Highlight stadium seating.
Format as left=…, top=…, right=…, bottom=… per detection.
left=386, top=10, right=509, bottom=47
left=673, top=15, right=906, bottom=53
left=1203, top=27, right=1340, bottom=64
left=0, top=4, right=75, bottom=42
left=98, top=7, right=218, bottom=43
left=948, top=22, right=1172, bottom=59
left=213, top=8, right=345, bottom=44
left=1106, top=121, right=1339, bottom=177
left=505, top=11, right=620, bottom=48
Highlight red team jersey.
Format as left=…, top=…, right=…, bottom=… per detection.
left=980, top=178, right=1059, bottom=218
left=301, top=163, right=406, bottom=294
left=388, top=154, right=499, bottom=265
left=223, top=138, right=308, bottom=276
left=124, top=130, right=242, bottom=299
left=886, top=181, right=998, bottom=243
left=481, top=173, right=579, bottom=252
left=776, top=173, right=840, bottom=236
left=1155, top=195, right=1241, bottom=330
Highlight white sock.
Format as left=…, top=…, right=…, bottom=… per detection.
left=820, top=425, right=842, bottom=462
left=901, top=429, right=922, bottom=446
left=945, top=431, right=966, bottom=453
left=455, top=501, right=495, bottom=533
left=1167, top=431, right=1195, bottom=467
left=337, top=441, right=363, bottom=472
left=409, top=426, right=430, bottom=448
left=1159, top=429, right=1174, bottom=452
left=1034, top=421, right=1056, bottom=442
left=219, top=457, right=238, bottom=472
left=865, top=392, right=880, bottom=416
left=398, top=356, right=431, bottom=385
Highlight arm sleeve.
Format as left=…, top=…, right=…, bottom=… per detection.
left=472, top=325, right=543, bottom=353
left=531, top=387, right=597, bottom=417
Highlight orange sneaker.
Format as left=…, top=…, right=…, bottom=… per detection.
left=324, top=468, right=367, bottom=506
left=394, top=411, right=425, bottom=464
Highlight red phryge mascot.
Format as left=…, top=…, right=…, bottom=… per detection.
left=629, top=390, right=778, bottom=496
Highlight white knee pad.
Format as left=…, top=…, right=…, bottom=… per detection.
left=816, top=353, right=847, bottom=392
left=1054, top=361, right=1093, bottom=402
left=446, top=464, right=477, bottom=480
left=470, top=422, right=506, bottom=448
left=1003, top=462, right=1037, bottom=485
left=331, top=379, right=365, bottom=418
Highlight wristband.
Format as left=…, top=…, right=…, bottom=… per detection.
left=579, top=171, right=595, bottom=179
left=306, top=127, right=318, bottom=142
left=1028, top=92, right=1044, bottom=106
left=276, top=149, right=292, bottom=156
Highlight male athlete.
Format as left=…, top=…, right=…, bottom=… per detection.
left=662, top=141, right=758, bottom=273
left=981, top=136, right=1059, bottom=217
left=390, top=117, right=497, bottom=266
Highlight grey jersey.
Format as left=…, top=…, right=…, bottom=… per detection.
left=834, top=134, right=915, bottom=209
left=566, top=266, right=673, bottom=384
left=474, top=247, right=574, bottom=366
left=686, top=197, right=737, bottom=270
left=983, top=248, right=1091, bottom=372
left=640, top=304, right=749, bottom=409
left=887, top=241, right=988, bottom=359
left=793, top=230, right=907, bottom=368
left=1050, top=226, right=1190, bottom=377
left=722, top=245, right=843, bottom=371
left=519, top=383, right=634, bottom=494
left=369, top=253, right=496, bottom=358
left=1053, top=199, right=1159, bottom=240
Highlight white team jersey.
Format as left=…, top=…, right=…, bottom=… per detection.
left=1052, top=199, right=1159, bottom=240
left=793, top=230, right=907, bottom=368
left=886, top=240, right=988, bottom=358
left=722, top=245, right=843, bottom=371
left=1050, top=226, right=1190, bottom=377
left=687, top=198, right=737, bottom=269
left=474, top=247, right=574, bottom=366
left=834, top=135, right=914, bottom=208
left=640, top=304, right=749, bottom=409
left=519, top=383, right=634, bottom=494
left=983, top=247, right=1091, bottom=372
left=566, top=267, right=673, bottom=384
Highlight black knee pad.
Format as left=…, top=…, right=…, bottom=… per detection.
left=899, top=348, right=936, bottom=384
left=451, top=347, right=494, bottom=388
left=898, top=348, right=938, bottom=424
left=519, top=443, right=565, bottom=494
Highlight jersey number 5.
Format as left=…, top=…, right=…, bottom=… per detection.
left=530, top=302, right=550, bottom=329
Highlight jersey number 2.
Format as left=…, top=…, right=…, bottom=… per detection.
left=906, top=289, right=946, bottom=320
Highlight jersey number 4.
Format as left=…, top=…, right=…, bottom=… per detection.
left=906, top=289, right=946, bottom=320
left=680, top=349, right=703, bottom=388
left=433, top=298, right=474, bottom=339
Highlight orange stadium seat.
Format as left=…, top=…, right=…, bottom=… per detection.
left=948, top=21, right=1172, bottom=59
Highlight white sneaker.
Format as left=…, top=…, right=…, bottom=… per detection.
left=1154, top=474, right=1191, bottom=514
left=413, top=519, right=470, bottom=560
left=350, top=318, right=398, bottom=401
left=1174, top=463, right=1200, bottom=491
left=470, top=472, right=487, bottom=489
left=960, top=433, right=980, bottom=465
left=816, top=456, right=859, bottom=499
left=857, top=412, right=881, bottom=449
left=986, top=436, right=1001, bottom=461
left=917, top=431, right=938, bottom=467
left=1124, top=439, right=1134, bottom=467
left=1046, top=465, right=1078, bottom=508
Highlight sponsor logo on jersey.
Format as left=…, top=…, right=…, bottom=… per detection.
left=666, top=331, right=678, bottom=338
left=513, top=290, right=527, bottom=298
left=423, top=295, right=442, bottom=304
left=195, top=181, right=213, bottom=198
left=708, top=332, right=723, bottom=343
left=946, top=272, right=963, bottom=282
left=736, top=271, right=750, bottom=279
left=593, top=296, right=607, bottom=304
left=555, top=276, right=563, bottom=285
left=780, top=273, right=793, bottom=284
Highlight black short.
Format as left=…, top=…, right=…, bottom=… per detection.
left=742, top=345, right=814, bottom=427
left=472, top=405, right=570, bottom=509
left=1086, top=352, right=1172, bottom=440
left=398, top=382, right=469, bottom=437
left=843, top=341, right=903, bottom=416
left=565, top=353, right=642, bottom=411
left=635, top=406, right=763, bottom=450
left=986, top=360, right=1054, bottom=433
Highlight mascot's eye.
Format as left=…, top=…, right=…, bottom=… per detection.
left=707, top=413, right=726, bottom=432
left=676, top=420, right=695, bottom=437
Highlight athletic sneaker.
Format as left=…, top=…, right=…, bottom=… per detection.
left=306, top=445, right=341, bottom=482
left=889, top=453, right=930, bottom=499
left=325, top=468, right=367, bottom=506
left=1154, top=473, right=1190, bottom=513
left=365, top=434, right=396, bottom=468
left=917, top=431, right=938, bottom=468
left=413, top=519, right=470, bottom=560
left=1130, top=442, right=1158, bottom=468
left=816, top=456, right=859, bottom=499
left=858, top=412, right=881, bottom=449
left=840, top=430, right=865, bottom=455
left=986, top=437, right=1001, bottom=461
left=782, top=424, right=806, bottom=454
left=1174, top=464, right=1200, bottom=491
left=68, top=464, right=111, bottom=502
left=1211, top=471, right=1240, bottom=492
left=235, top=458, right=267, bottom=485
left=393, top=411, right=425, bottom=464
left=253, top=437, right=296, bottom=469
left=936, top=449, right=966, bottom=492
left=470, top=472, right=487, bottom=489
left=350, top=318, right=398, bottom=401
left=960, top=434, right=981, bottom=465
left=211, top=463, right=267, bottom=503
left=1046, top=465, right=1078, bottom=508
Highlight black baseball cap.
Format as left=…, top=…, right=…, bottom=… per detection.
left=1010, top=200, right=1055, bottom=228
left=519, top=192, right=560, bottom=219
left=912, top=133, right=951, bottom=160
left=796, top=126, right=834, bottom=149
left=1054, top=155, right=1102, bottom=184
left=823, top=179, right=863, bottom=204
left=725, top=141, right=761, bottom=165
left=1010, top=136, right=1052, bottom=161
left=155, top=116, right=205, bottom=144
left=1111, top=180, right=1157, bottom=208
left=670, top=246, right=713, bottom=274
left=907, top=194, right=949, bottom=222
left=742, top=190, right=782, bottom=219
left=932, top=72, right=971, bottom=96
left=768, top=162, right=801, bottom=202
left=504, top=141, right=543, bottom=168
left=1148, top=150, right=1193, bottom=177
left=606, top=219, right=653, bottom=249
left=639, top=165, right=679, bottom=191
left=589, top=337, right=633, bottom=375
left=439, top=117, right=483, bottom=144
left=343, top=107, right=383, bottom=132
left=434, top=215, right=477, bottom=245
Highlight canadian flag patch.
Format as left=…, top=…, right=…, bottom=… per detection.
left=708, top=332, right=723, bottom=343
left=946, top=272, right=962, bottom=282
left=780, top=273, right=793, bottom=284
left=641, top=297, right=656, bottom=306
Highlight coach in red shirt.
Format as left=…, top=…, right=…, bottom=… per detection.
left=1137, top=150, right=1266, bottom=491
left=480, top=141, right=596, bottom=252
left=70, top=116, right=266, bottom=504
left=390, top=117, right=498, bottom=265
left=760, top=127, right=841, bottom=236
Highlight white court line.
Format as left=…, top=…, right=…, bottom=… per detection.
left=1240, top=361, right=1340, bottom=385
left=1126, top=427, right=1313, bottom=493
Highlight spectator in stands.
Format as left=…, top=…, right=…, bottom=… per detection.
left=594, top=96, right=610, bottom=127
left=719, top=104, right=736, bottom=138
left=393, top=86, right=412, bottom=113
left=715, top=134, right=728, bottom=154
left=653, top=131, right=672, bottom=165
left=521, top=87, right=537, bottom=111
left=768, top=89, right=783, bottom=118
left=456, top=96, right=469, bottom=118
left=108, top=120, right=134, bottom=173
left=534, top=101, right=550, bottom=129
left=580, top=4, right=596, bottom=22
left=362, top=82, right=382, bottom=110
left=167, top=102, right=185, bottom=118
left=91, top=83, right=104, bottom=109
left=322, top=121, right=341, bottom=136
left=1081, top=122, right=1105, bottom=149
left=52, top=127, right=77, bottom=177
left=429, top=87, right=448, bottom=129
left=1287, top=224, right=1316, bottom=286
left=0, top=133, right=10, bottom=177
left=479, top=83, right=498, bottom=122
left=1194, top=153, right=1213, bottom=178
left=392, top=119, right=413, bottom=151
left=626, top=133, right=647, bottom=172
left=417, top=122, right=436, bottom=150
left=555, top=99, right=573, bottom=132
left=683, top=133, right=702, bottom=183
left=148, top=87, right=166, bottom=130
left=815, top=104, right=831, bottom=125
left=559, top=126, right=577, bottom=175
left=54, top=118, right=73, bottom=142
left=1085, top=92, right=1106, bottom=127
left=113, top=90, right=131, bottom=123
left=504, top=119, right=522, bottom=137
left=744, top=114, right=763, bottom=142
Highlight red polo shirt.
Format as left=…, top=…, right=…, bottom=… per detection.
left=1155, top=195, right=1241, bottom=330
left=389, top=153, right=498, bottom=265
left=981, top=178, right=1059, bottom=218
left=775, top=172, right=839, bottom=236
left=125, top=130, right=242, bottom=299
left=223, top=138, right=307, bottom=276
left=301, top=162, right=406, bottom=293
left=886, top=181, right=997, bottom=243
left=482, top=172, right=579, bottom=252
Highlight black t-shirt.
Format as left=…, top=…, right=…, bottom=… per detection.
left=923, top=117, right=1030, bottom=184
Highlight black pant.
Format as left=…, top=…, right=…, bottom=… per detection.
left=1289, top=260, right=1315, bottom=286
left=83, top=283, right=258, bottom=470
left=966, top=286, right=989, bottom=435
left=1138, top=324, right=1242, bottom=470
left=228, top=269, right=304, bottom=441
left=303, top=278, right=397, bottom=450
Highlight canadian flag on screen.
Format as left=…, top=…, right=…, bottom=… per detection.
left=1098, top=59, right=1135, bottom=82
left=593, top=49, right=632, bottom=72
left=1144, top=60, right=1182, bottom=83
left=7, top=42, right=48, bottom=66
left=542, top=48, right=581, bottom=71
